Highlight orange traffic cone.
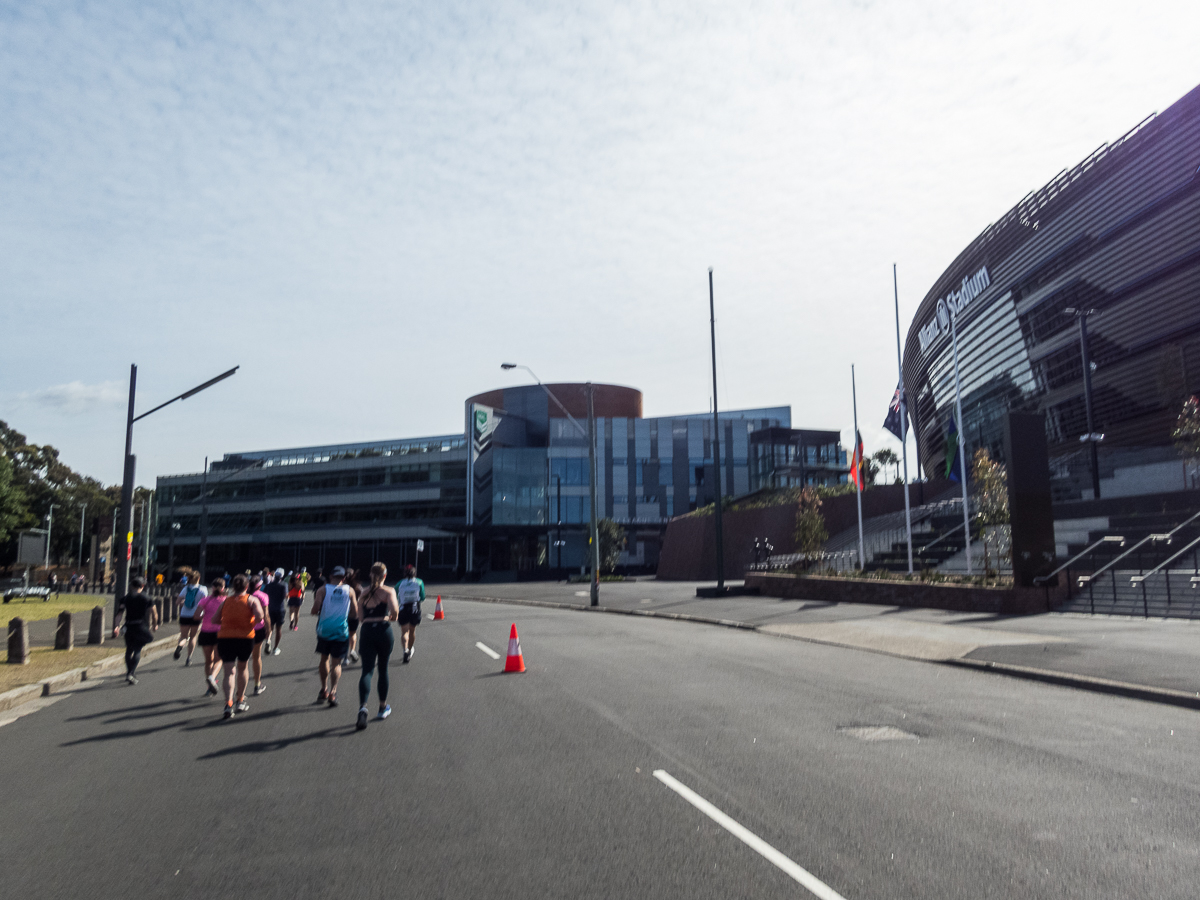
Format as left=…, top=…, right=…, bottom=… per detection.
left=433, top=595, right=445, bottom=620
left=503, top=623, right=525, bottom=673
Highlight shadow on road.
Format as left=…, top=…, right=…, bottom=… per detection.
left=66, top=696, right=201, bottom=722
left=195, top=724, right=351, bottom=757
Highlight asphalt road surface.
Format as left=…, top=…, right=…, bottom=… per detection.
left=2, top=601, right=1198, bottom=899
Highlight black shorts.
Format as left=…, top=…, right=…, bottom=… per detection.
left=268, top=603, right=286, bottom=625
left=124, top=624, right=153, bottom=649
left=198, top=631, right=218, bottom=647
left=217, top=637, right=254, bottom=662
left=254, top=626, right=268, bottom=645
left=315, top=637, right=349, bottom=658
left=347, top=618, right=359, bottom=635
left=287, top=597, right=304, bottom=608
left=397, top=606, right=422, bottom=627
left=179, top=615, right=200, bottom=627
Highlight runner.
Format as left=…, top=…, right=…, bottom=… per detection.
left=396, top=564, right=425, bottom=663
left=194, top=578, right=226, bottom=696
left=174, top=571, right=208, bottom=666
left=112, top=575, right=159, bottom=685
left=264, top=567, right=288, bottom=655
left=287, top=572, right=305, bottom=631
left=311, top=565, right=352, bottom=707
left=355, top=563, right=399, bottom=730
left=248, top=574, right=271, bottom=695
left=212, top=573, right=264, bottom=719
left=343, top=568, right=361, bottom=665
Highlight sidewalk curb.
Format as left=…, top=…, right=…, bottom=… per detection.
left=0, top=634, right=178, bottom=713
left=447, top=593, right=1200, bottom=711
left=943, top=658, right=1200, bottom=711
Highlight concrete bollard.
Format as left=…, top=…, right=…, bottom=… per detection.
left=88, top=607, right=105, bottom=645
left=55, top=611, right=74, bottom=651
left=7, top=617, right=29, bottom=665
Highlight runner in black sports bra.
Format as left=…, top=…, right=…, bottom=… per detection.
left=355, top=563, right=399, bottom=731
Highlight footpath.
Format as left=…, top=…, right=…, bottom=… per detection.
left=441, top=579, right=1200, bottom=710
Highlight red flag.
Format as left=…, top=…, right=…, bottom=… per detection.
left=849, top=430, right=864, bottom=491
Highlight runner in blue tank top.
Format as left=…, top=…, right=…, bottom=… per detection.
left=311, top=565, right=352, bottom=707
left=396, top=564, right=425, bottom=663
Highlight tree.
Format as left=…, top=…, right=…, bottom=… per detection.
left=970, top=448, right=1008, bottom=526
left=1174, top=395, right=1200, bottom=488
left=793, top=487, right=828, bottom=554
left=596, top=518, right=626, bottom=574
left=873, top=448, right=899, bottom=484
left=0, top=451, right=29, bottom=545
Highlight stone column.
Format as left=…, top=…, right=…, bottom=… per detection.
left=55, top=612, right=74, bottom=651
left=7, top=618, right=29, bottom=665
left=88, top=607, right=106, bottom=645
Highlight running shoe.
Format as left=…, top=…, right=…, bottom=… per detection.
left=126, top=674, right=138, bottom=685
left=253, top=683, right=266, bottom=696
left=327, top=693, right=338, bottom=708
left=317, top=688, right=328, bottom=703
left=236, top=700, right=250, bottom=713
left=205, top=676, right=219, bottom=696
left=377, top=704, right=391, bottom=720
left=349, top=650, right=360, bottom=663
left=224, top=704, right=234, bottom=719
left=174, top=646, right=182, bottom=660
left=356, top=708, right=369, bottom=731
left=185, top=654, right=192, bottom=667
left=407, top=646, right=415, bottom=661
left=273, top=647, right=281, bottom=656
left=402, top=649, right=410, bottom=664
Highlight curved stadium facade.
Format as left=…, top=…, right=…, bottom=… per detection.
left=903, top=83, right=1200, bottom=500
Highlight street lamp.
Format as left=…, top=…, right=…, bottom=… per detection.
left=500, top=363, right=601, bottom=606
left=114, top=364, right=238, bottom=607
left=44, top=504, right=59, bottom=570
left=77, top=502, right=87, bottom=569
left=1065, top=308, right=1103, bottom=499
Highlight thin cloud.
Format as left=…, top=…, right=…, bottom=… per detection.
left=23, top=381, right=125, bottom=414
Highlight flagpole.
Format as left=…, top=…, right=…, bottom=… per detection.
left=851, top=364, right=865, bottom=570
left=949, top=311, right=973, bottom=575
left=893, top=264, right=913, bottom=574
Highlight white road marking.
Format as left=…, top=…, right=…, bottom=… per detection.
left=475, top=642, right=501, bottom=660
left=426, top=613, right=434, bottom=620
left=653, top=769, right=848, bottom=900
left=573, top=591, right=589, bottom=597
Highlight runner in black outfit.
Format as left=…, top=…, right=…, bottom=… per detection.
left=112, top=576, right=159, bottom=684
left=355, top=562, right=399, bottom=730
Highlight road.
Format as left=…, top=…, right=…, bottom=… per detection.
left=2, top=600, right=1199, bottom=898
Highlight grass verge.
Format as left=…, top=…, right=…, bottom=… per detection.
left=0, top=645, right=127, bottom=692
left=0, top=593, right=112, bottom=629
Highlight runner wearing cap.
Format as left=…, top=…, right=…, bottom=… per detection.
left=311, top=565, right=352, bottom=707
left=264, top=567, right=288, bottom=655
left=174, top=571, right=207, bottom=666
left=396, top=564, right=425, bottom=663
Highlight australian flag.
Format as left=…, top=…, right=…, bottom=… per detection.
left=883, top=382, right=907, bottom=441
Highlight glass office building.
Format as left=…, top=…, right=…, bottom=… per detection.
left=158, top=383, right=803, bottom=578
left=903, top=82, right=1200, bottom=500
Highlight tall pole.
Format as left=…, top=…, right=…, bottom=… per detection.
left=1079, top=313, right=1102, bottom=499
left=949, top=311, right=973, bottom=575
left=893, top=265, right=914, bottom=574
left=143, top=490, right=154, bottom=582
left=555, top=475, right=562, bottom=570
left=167, top=501, right=176, bottom=584
left=851, top=366, right=865, bottom=569
left=587, top=384, right=600, bottom=607
left=709, top=269, right=725, bottom=591
left=44, top=504, right=58, bottom=569
left=198, top=457, right=209, bottom=582
left=115, top=364, right=137, bottom=607
left=77, top=502, right=87, bottom=569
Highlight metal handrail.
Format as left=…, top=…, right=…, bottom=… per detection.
left=1033, top=535, right=1125, bottom=586
left=916, top=520, right=967, bottom=555
left=1080, top=508, right=1200, bottom=585
left=1078, top=533, right=1171, bottom=585
left=1129, top=533, right=1200, bottom=584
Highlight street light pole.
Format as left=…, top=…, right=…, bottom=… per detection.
left=709, top=269, right=725, bottom=592
left=44, top=504, right=58, bottom=569
left=198, top=457, right=209, bottom=581
left=554, top=475, right=562, bottom=570
left=500, top=363, right=600, bottom=605
left=77, top=502, right=87, bottom=569
left=1067, top=308, right=1103, bottom=499
left=114, top=365, right=238, bottom=608
left=587, top=383, right=600, bottom=607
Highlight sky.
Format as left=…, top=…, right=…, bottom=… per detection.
left=2, top=0, right=1198, bottom=487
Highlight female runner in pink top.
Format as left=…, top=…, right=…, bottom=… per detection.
left=194, top=580, right=227, bottom=696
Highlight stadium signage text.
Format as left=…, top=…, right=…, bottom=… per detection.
left=917, top=265, right=991, bottom=353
